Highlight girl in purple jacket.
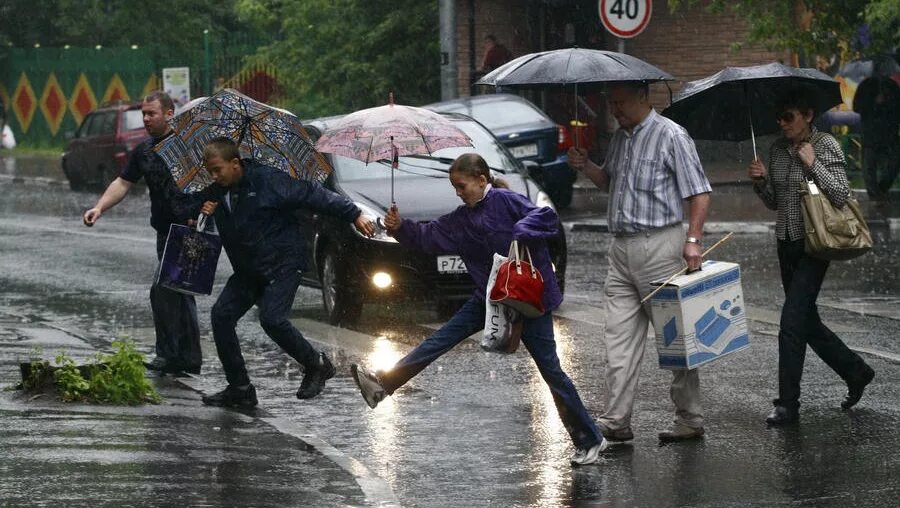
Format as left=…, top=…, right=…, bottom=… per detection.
left=350, top=153, right=607, bottom=466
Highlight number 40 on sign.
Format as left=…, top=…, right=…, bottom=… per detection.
left=599, top=0, right=652, bottom=39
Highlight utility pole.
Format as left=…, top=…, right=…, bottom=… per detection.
left=439, top=0, right=458, bottom=100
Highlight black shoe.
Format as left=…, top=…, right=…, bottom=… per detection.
left=598, top=423, right=634, bottom=442
left=766, top=405, right=799, bottom=425
left=842, top=367, right=875, bottom=410
left=297, top=353, right=336, bottom=400
left=144, top=357, right=171, bottom=372
left=202, top=384, right=258, bottom=408
left=162, top=362, right=201, bottom=375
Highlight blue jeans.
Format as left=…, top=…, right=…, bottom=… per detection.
left=775, top=239, right=872, bottom=408
left=153, top=233, right=201, bottom=370
left=210, top=269, right=318, bottom=386
left=380, top=298, right=603, bottom=449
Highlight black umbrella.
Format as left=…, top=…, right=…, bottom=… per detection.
left=661, top=62, right=841, bottom=159
left=476, top=48, right=673, bottom=146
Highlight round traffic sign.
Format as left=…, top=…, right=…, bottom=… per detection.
left=599, top=0, right=652, bottom=39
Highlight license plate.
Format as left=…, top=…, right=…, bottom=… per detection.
left=510, top=143, right=538, bottom=158
left=437, top=255, right=467, bottom=274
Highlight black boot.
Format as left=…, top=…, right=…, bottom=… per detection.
left=202, top=384, right=258, bottom=408
left=297, top=352, right=335, bottom=400
left=842, top=366, right=875, bottom=410
left=766, top=405, right=799, bottom=425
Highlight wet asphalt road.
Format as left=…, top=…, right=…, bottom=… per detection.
left=1, top=155, right=899, bottom=507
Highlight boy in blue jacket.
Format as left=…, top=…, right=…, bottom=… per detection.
left=351, top=153, right=607, bottom=466
left=199, top=137, right=375, bottom=407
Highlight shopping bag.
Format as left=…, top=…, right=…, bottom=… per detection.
left=799, top=178, right=872, bottom=261
left=157, top=214, right=222, bottom=295
left=482, top=253, right=522, bottom=353
left=489, top=240, right=545, bottom=318
left=1, top=124, right=16, bottom=149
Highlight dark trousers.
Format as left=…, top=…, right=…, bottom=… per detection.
left=210, top=269, right=318, bottom=386
left=380, top=298, right=603, bottom=450
left=152, top=233, right=202, bottom=370
left=775, top=239, right=871, bottom=408
left=863, top=143, right=900, bottom=197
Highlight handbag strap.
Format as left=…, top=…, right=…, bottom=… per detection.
left=522, top=245, right=538, bottom=278
left=196, top=213, right=208, bottom=232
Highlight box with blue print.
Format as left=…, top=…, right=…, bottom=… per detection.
left=650, top=260, right=750, bottom=370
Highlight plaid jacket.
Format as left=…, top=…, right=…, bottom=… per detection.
left=753, top=128, right=850, bottom=241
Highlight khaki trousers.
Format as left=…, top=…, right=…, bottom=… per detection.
left=599, top=224, right=704, bottom=430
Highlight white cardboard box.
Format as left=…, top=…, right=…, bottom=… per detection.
left=650, top=260, right=750, bottom=370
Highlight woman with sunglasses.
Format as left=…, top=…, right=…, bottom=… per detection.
left=747, top=86, right=875, bottom=426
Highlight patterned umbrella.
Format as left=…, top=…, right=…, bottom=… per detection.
left=154, top=88, right=330, bottom=193
left=314, top=93, right=473, bottom=203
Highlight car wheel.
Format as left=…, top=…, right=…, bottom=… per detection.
left=320, top=245, right=362, bottom=325
left=63, top=160, right=86, bottom=191
left=99, top=165, right=120, bottom=189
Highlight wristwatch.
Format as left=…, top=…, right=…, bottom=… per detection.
left=685, top=236, right=701, bottom=245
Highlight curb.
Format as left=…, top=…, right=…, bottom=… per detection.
left=565, top=220, right=773, bottom=234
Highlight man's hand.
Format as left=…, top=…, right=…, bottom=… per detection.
left=567, top=147, right=589, bottom=171
left=200, top=201, right=218, bottom=216
left=83, top=208, right=102, bottom=227
left=354, top=214, right=376, bottom=237
left=747, top=159, right=767, bottom=181
left=383, top=205, right=401, bottom=234
left=797, top=142, right=816, bottom=171
left=683, top=241, right=703, bottom=272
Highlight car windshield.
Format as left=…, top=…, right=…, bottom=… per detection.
left=433, top=100, right=546, bottom=130
left=332, top=118, right=521, bottom=182
left=123, top=110, right=144, bottom=131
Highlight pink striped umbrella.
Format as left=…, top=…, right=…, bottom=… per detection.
left=314, top=93, right=473, bottom=203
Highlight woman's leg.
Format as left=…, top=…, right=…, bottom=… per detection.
left=521, top=312, right=603, bottom=450
left=379, top=298, right=485, bottom=394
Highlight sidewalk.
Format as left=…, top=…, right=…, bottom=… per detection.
left=562, top=164, right=900, bottom=236
left=0, top=310, right=398, bottom=508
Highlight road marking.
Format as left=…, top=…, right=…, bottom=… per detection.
left=264, top=417, right=402, bottom=508
left=849, top=346, right=900, bottom=364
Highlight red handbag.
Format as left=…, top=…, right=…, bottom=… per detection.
left=489, top=241, right=545, bottom=318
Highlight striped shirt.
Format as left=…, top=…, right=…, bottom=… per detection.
left=753, top=128, right=850, bottom=241
left=604, top=110, right=712, bottom=234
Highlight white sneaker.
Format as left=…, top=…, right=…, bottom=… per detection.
left=570, top=438, right=609, bottom=466
left=351, top=364, right=386, bottom=409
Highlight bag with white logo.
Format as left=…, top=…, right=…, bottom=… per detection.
left=482, top=253, right=522, bottom=354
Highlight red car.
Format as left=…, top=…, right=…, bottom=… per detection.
left=61, top=102, right=148, bottom=191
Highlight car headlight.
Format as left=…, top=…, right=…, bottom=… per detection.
left=354, top=202, right=398, bottom=243
left=535, top=190, right=556, bottom=211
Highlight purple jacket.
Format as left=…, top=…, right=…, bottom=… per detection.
left=395, top=187, right=563, bottom=311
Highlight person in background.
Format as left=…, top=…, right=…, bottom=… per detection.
left=197, top=137, right=375, bottom=408
left=748, top=86, right=875, bottom=425
left=567, top=81, right=712, bottom=444
left=350, top=153, right=608, bottom=467
left=853, top=76, right=900, bottom=199
left=83, top=91, right=203, bottom=376
left=481, top=34, right=513, bottom=73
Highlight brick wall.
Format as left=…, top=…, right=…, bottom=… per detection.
left=456, top=0, right=534, bottom=96
left=455, top=0, right=790, bottom=104
left=623, top=1, right=789, bottom=108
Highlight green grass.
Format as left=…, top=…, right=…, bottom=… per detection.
left=1, top=146, right=64, bottom=157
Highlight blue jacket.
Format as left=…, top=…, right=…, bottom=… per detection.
left=395, top=187, right=563, bottom=311
left=211, top=160, right=361, bottom=281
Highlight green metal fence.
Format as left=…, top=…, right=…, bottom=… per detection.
left=1, top=33, right=278, bottom=148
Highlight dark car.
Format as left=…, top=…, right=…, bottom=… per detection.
left=299, top=112, right=567, bottom=325
left=424, top=93, right=577, bottom=208
left=61, top=102, right=148, bottom=191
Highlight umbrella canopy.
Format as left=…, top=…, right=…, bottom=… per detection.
left=662, top=62, right=842, bottom=147
left=314, top=93, right=472, bottom=163
left=314, top=93, right=473, bottom=203
left=155, top=88, right=330, bottom=193
left=475, top=48, right=673, bottom=89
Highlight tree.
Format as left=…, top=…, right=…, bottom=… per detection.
left=668, top=0, right=898, bottom=60
left=236, top=0, right=440, bottom=117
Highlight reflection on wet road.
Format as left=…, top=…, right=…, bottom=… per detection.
left=2, top=167, right=899, bottom=507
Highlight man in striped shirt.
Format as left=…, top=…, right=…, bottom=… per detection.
left=568, top=81, right=712, bottom=444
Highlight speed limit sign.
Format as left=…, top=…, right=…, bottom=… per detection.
left=599, top=0, right=652, bottom=39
